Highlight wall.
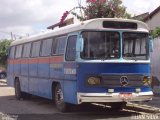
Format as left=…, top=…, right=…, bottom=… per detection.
left=150, top=37, right=160, bottom=95
left=145, top=11, right=160, bottom=30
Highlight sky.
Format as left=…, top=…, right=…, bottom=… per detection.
left=0, top=0, right=160, bottom=39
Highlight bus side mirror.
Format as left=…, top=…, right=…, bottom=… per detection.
left=149, top=37, right=153, bottom=52
left=80, top=37, right=84, bottom=52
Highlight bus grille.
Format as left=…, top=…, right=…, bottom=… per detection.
left=101, top=74, right=144, bottom=87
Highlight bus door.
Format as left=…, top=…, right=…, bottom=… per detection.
left=63, top=34, right=78, bottom=104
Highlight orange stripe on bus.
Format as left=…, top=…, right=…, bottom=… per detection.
left=50, top=56, right=64, bottom=63
left=8, top=56, right=64, bottom=64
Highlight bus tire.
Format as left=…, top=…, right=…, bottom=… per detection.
left=54, top=84, right=70, bottom=112
left=110, top=102, right=126, bottom=110
left=15, top=79, right=23, bottom=100
left=23, top=93, right=32, bottom=99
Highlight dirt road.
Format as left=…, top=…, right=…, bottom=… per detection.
left=0, top=79, right=160, bottom=120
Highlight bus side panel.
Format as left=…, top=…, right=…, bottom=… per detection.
left=20, top=76, right=29, bottom=92
left=29, top=78, right=52, bottom=99
left=29, top=58, right=38, bottom=77
left=38, top=58, right=50, bottom=78
left=14, top=60, right=21, bottom=77
left=28, top=78, right=39, bottom=96
left=63, top=81, right=77, bottom=104
left=21, top=59, right=29, bottom=76
left=7, top=60, right=14, bottom=87
left=20, top=59, right=29, bottom=92
left=37, top=57, right=51, bottom=98
left=63, top=62, right=77, bottom=104
left=28, top=58, right=39, bottom=96
left=36, top=78, right=52, bottom=98
left=49, top=56, right=64, bottom=79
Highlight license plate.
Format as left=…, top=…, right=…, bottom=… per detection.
left=119, top=93, right=132, bottom=99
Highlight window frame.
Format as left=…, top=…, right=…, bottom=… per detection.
left=30, top=40, right=41, bottom=58
left=9, top=46, right=16, bottom=59
left=15, top=44, right=23, bottom=59
left=52, top=36, right=67, bottom=56
left=80, top=30, right=121, bottom=60
left=22, top=42, right=32, bottom=58
left=40, top=38, right=53, bottom=57
left=122, top=32, right=149, bottom=60
left=65, top=35, right=78, bottom=61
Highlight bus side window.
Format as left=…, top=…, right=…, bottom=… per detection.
left=31, top=41, right=41, bottom=57
left=23, top=43, right=31, bottom=58
left=15, top=45, right=23, bottom=59
left=9, top=46, right=15, bottom=59
left=66, top=35, right=77, bottom=61
left=52, top=36, right=67, bottom=55
left=41, top=39, right=53, bottom=57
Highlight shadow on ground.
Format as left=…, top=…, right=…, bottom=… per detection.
left=0, top=82, right=160, bottom=120
left=0, top=94, right=143, bottom=120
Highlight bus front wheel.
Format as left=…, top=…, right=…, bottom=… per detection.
left=54, top=84, right=70, bottom=112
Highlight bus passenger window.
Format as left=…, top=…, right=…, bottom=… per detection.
left=52, top=36, right=67, bottom=55
left=31, top=41, right=41, bottom=57
left=23, top=43, right=31, bottom=58
left=9, top=46, right=15, bottom=59
left=66, top=35, right=77, bottom=61
left=15, top=45, right=23, bottom=59
left=41, top=39, right=52, bottom=56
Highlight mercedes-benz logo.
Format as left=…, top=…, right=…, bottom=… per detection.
left=120, top=76, right=129, bottom=86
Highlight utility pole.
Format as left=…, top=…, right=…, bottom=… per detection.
left=10, top=32, right=13, bottom=40
left=14, top=35, right=16, bottom=40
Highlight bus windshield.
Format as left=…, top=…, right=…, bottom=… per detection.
left=123, top=32, right=149, bottom=60
left=81, top=31, right=120, bottom=60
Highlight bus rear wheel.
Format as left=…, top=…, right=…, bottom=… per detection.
left=15, top=79, right=23, bottom=100
left=54, top=84, right=70, bottom=112
left=15, top=79, right=32, bottom=100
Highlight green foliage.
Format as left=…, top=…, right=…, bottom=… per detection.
left=72, top=0, right=131, bottom=20
left=0, top=40, right=12, bottom=68
left=71, top=12, right=85, bottom=21
left=150, top=27, right=160, bottom=39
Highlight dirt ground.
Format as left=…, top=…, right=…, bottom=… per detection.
left=0, top=79, right=160, bottom=120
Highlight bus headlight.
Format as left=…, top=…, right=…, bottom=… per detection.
left=143, top=76, right=152, bottom=86
left=88, top=77, right=101, bottom=85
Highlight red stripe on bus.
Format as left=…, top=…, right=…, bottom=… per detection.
left=49, top=56, right=64, bottom=63
left=8, top=56, right=64, bottom=64
left=14, top=59, right=21, bottom=64
left=21, top=59, right=28, bottom=64
left=29, top=58, right=38, bottom=64
left=38, top=57, right=50, bottom=63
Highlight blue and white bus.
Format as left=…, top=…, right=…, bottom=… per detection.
left=7, top=18, right=153, bottom=112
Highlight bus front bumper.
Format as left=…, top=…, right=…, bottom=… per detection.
left=77, top=91, right=153, bottom=104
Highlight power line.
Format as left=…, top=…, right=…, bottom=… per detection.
left=0, top=30, right=21, bottom=37
left=0, top=30, right=30, bottom=40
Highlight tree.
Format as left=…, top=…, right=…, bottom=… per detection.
left=0, top=40, right=12, bottom=68
left=71, top=0, right=131, bottom=21
left=150, top=27, right=160, bottom=39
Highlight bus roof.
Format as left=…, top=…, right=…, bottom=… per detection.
left=11, top=18, right=149, bottom=46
